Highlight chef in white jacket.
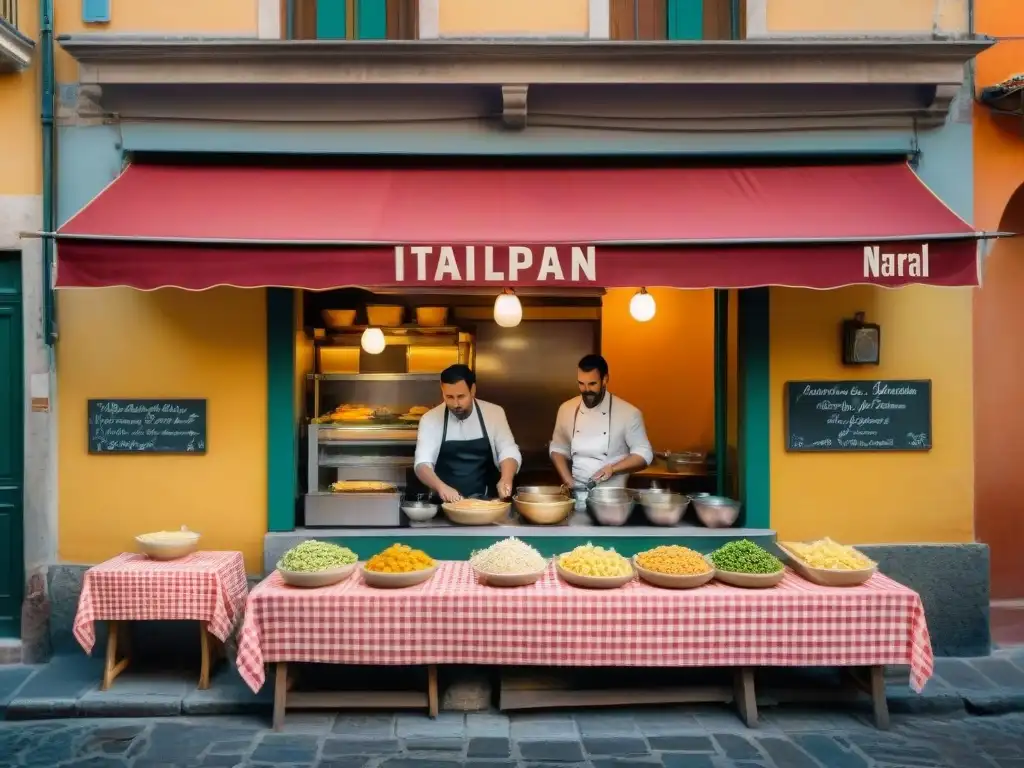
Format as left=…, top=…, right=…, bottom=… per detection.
left=549, top=354, right=654, bottom=489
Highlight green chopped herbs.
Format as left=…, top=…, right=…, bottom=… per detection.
left=277, top=540, right=358, bottom=573
left=709, top=539, right=783, bottom=574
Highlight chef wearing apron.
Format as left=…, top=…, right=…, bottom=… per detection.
left=549, top=354, right=653, bottom=490
left=413, top=364, right=522, bottom=503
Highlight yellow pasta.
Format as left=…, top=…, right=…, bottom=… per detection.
left=781, top=538, right=874, bottom=570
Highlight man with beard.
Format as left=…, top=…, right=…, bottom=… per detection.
left=549, top=354, right=653, bottom=490
left=413, top=364, right=521, bottom=503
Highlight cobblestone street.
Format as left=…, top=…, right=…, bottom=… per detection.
left=1, top=709, right=1023, bottom=768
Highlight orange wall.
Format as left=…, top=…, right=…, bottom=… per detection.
left=56, top=288, right=268, bottom=573
left=770, top=286, right=975, bottom=545
left=972, top=0, right=1024, bottom=597
left=602, top=289, right=715, bottom=454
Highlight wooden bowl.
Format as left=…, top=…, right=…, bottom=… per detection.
left=513, top=496, right=573, bottom=525
left=777, top=543, right=877, bottom=587
left=415, top=307, right=449, bottom=327
left=632, top=556, right=715, bottom=589
left=473, top=566, right=546, bottom=588
left=321, top=309, right=357, bottom=328
left=361, top=563, right=438, bottom=589
left=713, top=567, right=785, bottom=589
left=136, top=532, right=200, bottom=560
left=555, top=560, right=634, bottom=589
left=442, top=501, right=510, bottom=526
left=278, top=562, right=356, bottom=588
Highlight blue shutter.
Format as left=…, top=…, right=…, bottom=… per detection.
left=356, top=0, right=387, bottom=39
left=316, top=0, right=348, bottom=39
left=82, top=0, right=111, bottom=24
left=667, top=0, right=703, bottom=40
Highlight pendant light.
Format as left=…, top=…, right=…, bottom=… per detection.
left=493, top=289, right=523, bottom=328
left=629, top=287, right=656, bottom=323
left=360, top=327, right=386, bottom=355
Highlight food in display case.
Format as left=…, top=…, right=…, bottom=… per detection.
left=330, top=480, right=397, bottom=493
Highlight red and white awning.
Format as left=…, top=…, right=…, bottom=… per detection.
left=55, top=162, right=985, bottom=291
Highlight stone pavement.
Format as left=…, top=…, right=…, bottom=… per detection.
left=2, top=709, right=1024, bottom=768
left=5, top=649, right=1024, bottom=721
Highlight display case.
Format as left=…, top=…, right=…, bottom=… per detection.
left=303, top=373, right=444, bottom=527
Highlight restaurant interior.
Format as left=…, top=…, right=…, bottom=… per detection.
left=296, top=285, right=736, bottom=530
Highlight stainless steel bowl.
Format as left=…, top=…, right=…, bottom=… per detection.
left=401, top=500, right=439, bottom=522
left=691, top=495, right=741, bottom=528
left=587, top=486, right=635, bottom=503
left=586, top=488, right=634, bottom=526
left=639, top=491, right=687, bottom=526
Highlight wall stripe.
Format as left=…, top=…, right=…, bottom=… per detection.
left=267, top=288, right=296, bottom=533
left=257, top=0, right=282, bottom=39
left=588, top=0, right=610, bottom=39
left=737, top=287, right=770, bottom=529
left=418, top=0, right=440, bottom=38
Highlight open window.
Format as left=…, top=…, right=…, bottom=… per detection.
left=289, top=0, right=418, bottom=40
left=610, top=0, right=744, bottom=41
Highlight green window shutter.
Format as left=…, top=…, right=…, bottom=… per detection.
left=667, top=0, right=703, bottom=40
left=317, top=0, right=348, bottom=39
left=356, top=0, right=387, bottom=39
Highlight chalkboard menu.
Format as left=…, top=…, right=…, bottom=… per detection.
left=88, top=399, right=207, bottom=454
left=785, top=380, right=931, bottom=452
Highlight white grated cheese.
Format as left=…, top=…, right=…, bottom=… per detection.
left=470, top=537, right=547, bottom=575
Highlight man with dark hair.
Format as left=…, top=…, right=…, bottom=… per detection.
left=414, top=364, right=521, bottom=503
left=549, top=354, right=653, bottom=489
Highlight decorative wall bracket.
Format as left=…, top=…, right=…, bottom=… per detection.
left=501, top=84, right=528, bottom=130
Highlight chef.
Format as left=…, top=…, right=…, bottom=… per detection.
left=549, top=354, right=654, bottom=489
left=413, top=364, right=522, bottom=503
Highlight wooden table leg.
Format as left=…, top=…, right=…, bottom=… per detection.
left=844, top=666, right=890, bottom=730
left=102, top=620, right=131, bottom=691
left=733, top=667, right=758, bottom=728
left=199, top=625, right=214, bottom=690
left=427, top=664, right=439, bottom=718
left=273, top=662, right=288, bottom=731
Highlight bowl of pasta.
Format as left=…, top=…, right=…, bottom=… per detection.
left=776, top=538, right=877, bottom=587
left=442, top=498, right=511, bottom=526
left=136, top=527, right=201, bottom=560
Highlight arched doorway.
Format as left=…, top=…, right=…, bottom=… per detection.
left=974, top=182, right=1024, bottom=609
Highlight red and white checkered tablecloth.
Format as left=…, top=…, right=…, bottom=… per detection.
left=235, top=561, right=933, bottom=694
left=74, top=551, right=249, bottom=654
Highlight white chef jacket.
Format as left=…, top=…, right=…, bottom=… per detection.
left=414, top=399, right=522, bottom=471
left=549, top=394, right=654, bottom=488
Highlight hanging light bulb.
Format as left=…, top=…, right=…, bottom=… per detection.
left=360, top=327, right=386, bottom=355
left=493, top=289, right=523, bottom=328
left=629, top=287, right=656, bottom=322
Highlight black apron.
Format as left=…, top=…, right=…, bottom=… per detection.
left=433, top=404, right=499, bottom=499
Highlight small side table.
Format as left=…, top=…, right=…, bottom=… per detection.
left=74, top=551, right=248, bottom=690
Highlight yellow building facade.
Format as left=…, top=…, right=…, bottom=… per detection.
left=1, top=0, right=993, bottom=658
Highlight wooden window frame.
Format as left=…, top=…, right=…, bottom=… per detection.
left=289, top=0, right=418, bottom=40
left=611, top=0, right=744, bottom=41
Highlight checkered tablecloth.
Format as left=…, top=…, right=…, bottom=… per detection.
left=235, top=561, right=933, bottom=693
left=74, top=551, right=249, bottom=654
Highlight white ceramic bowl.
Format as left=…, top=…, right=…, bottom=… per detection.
left=402, top=501, right=439, bottom=522
left=278, top=562, right=357, bottom=588
left=136, top=531, right=200, bottom=560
